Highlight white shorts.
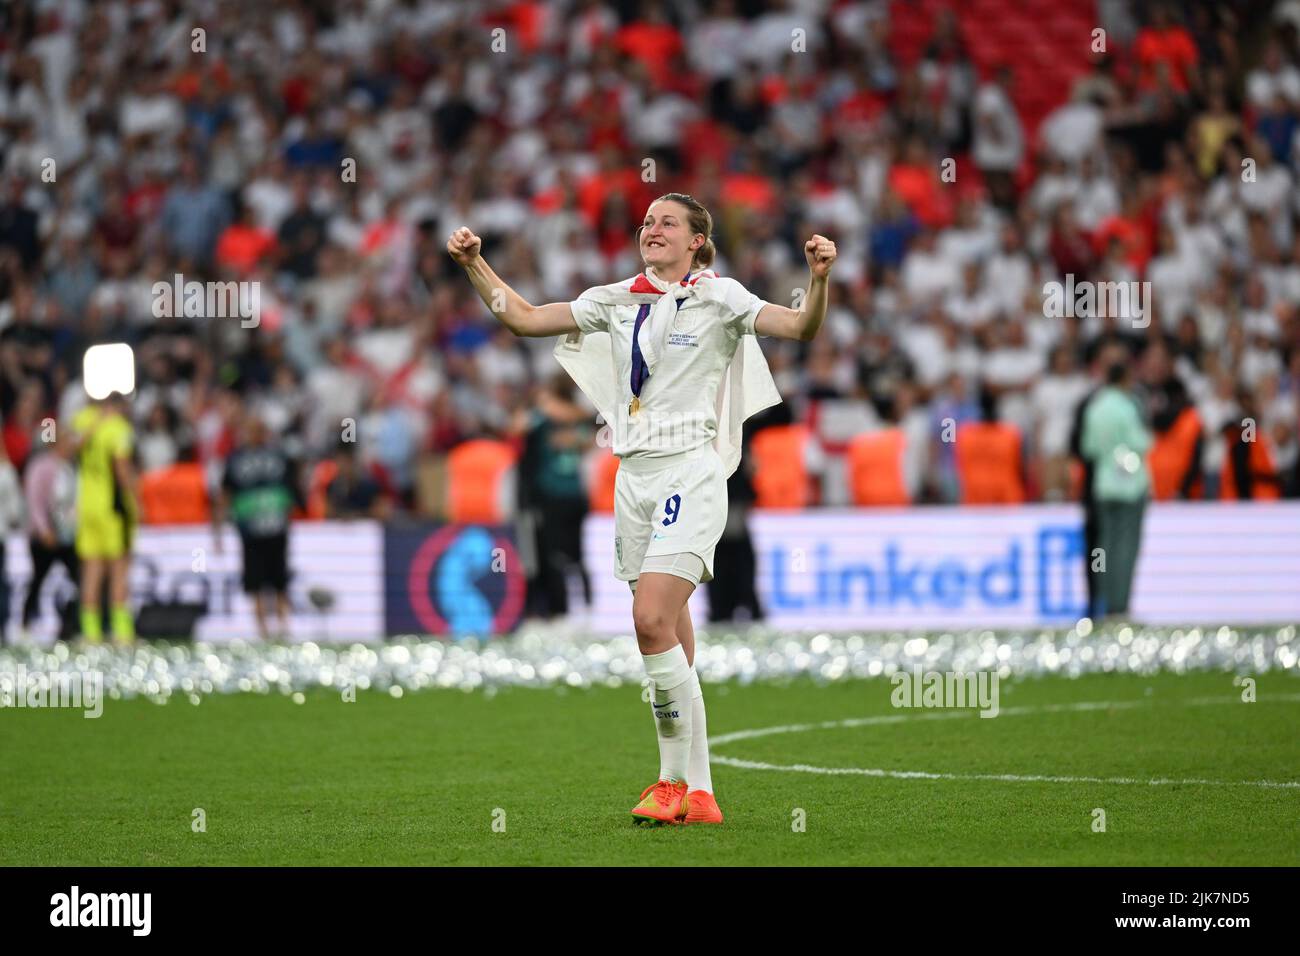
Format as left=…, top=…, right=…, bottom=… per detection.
left=613, top=444, right=727, bottom=584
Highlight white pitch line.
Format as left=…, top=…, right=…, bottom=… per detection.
left=711, top=693, right=1300, bottom=789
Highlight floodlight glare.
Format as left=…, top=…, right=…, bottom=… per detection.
left=83, top=343, right=136, bottom=400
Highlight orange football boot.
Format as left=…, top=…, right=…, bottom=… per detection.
left=681, top=790, right=724, bottom=825
left=631, top=779, right=688, bottom=825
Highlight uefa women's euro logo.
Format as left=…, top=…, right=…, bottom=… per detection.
left=394, top=525, right=525, bottom=638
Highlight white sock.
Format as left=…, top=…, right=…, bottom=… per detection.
left=687, top=665, right=713, bottom=794
left=642, top=645, right=693, bottom=784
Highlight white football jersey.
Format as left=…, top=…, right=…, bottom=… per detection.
left=569, top=277, right=767, bottom=459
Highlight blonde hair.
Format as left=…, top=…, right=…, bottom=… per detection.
left=639, top=192, right=716, bottom=271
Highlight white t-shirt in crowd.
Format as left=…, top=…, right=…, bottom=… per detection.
left=945, top=287, right=1001, bottom=328
left=1147, top=250, right=1201, bottom=329
left=1031, top=373, right=1093, bottom=456
left=901, top=250, right=961, bottom=303
left=985, top=251, right=1032, bottom=314
left=1246, top=64, right=1300, bottom=108
left=973, top=83, right=1023, bottom=172
left=1073, top=176, right=1121, bottom=230
left=1039, top=101, right=1103, bottom=162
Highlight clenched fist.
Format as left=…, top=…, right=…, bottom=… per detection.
left=804, top=234, right=837, bottom=279
left=447, top=226, right=482, bottom=266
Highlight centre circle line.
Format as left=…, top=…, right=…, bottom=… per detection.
left=710, top=693, right=1300, bottom=789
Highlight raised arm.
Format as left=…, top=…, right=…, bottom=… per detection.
left=447, top=226, right=579, bottom=338
left=754, top=233, right=837, bottom=342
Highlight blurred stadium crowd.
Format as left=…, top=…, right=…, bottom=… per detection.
left=0, top=0, right=1297, bottom=527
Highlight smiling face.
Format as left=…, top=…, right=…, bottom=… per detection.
left=639, top=199, right=702, bottom=274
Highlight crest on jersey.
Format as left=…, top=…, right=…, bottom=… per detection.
left=671, top=298, right=697, bottom=331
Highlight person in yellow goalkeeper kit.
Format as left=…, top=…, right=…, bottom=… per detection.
left=72, top=391, right=140, bottom=644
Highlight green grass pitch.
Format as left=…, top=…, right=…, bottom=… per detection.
left=2, top=670, right=1298, bottom=865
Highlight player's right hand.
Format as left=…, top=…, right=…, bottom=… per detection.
left=447, top=226, right=482, bottom=266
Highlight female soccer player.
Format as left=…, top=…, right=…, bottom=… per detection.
left=449, top=193, right=836, bottom=824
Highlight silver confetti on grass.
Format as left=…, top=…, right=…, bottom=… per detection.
left=0, top=622, right=1295, bottom=704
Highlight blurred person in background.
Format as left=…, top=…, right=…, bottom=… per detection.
left=972, top=65, right=1023, bottom=211
left=324, top=441, right=386, bottom=520
left=516, top=373, right=593, bottom=620
left=160, top=153, right=229, bottom=269
left=1080, top=358, right=1153, bottom=620
left=2, top=378, right=45, bottom=473
left=0, top=178, right=40, bottom=273
left=214, top=412, right=303, bottom=642
left=215, top=196, right=277, bottom=277
left=0, top=439, right=22, bottom=645
left=137, top=402, right=180, bottom=473
left=276, top=176, right=327, bottom=282
left=1070, top=338, right=1132, bottom=618
left=72, top=391, right=139, bottom=645
left=1219, top=386, right=1284, bottom=500
left=706, top=427, right=763, bottom=624
left=930, top=372, right=979, bottom=503
left=360, top=391, right=421, bottom=508
left=954, top=387, right=1027, bottom=504
left=1141, top=338, right=1204, bottom=499
left=21, top=430, right=78, bottom=643
left=1031, top=346, right=1092, bottom=500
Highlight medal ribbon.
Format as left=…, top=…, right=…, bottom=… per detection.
left=629, top=271, right=691, bottom=410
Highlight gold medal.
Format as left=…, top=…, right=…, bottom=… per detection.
left=629, top=396, right=641, bottom=416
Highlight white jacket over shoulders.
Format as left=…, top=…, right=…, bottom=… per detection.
left=554, top=270, right=782, bottom=477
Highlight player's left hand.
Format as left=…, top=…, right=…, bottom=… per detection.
left=805, top=234, right=837, bottom=278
